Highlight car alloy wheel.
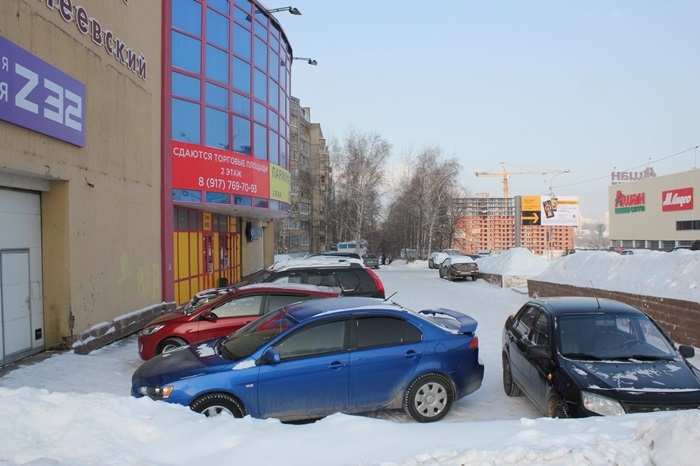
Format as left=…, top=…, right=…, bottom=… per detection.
left=190, top=393, right=245, bottom=418
left=502, top=354, right=522, bottom=397
left=403, top=373, right=453, bottom=422
left=157, top=337, right=188, bottom=355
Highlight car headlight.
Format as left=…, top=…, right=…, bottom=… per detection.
left=141, top=324, right=165, bottom=336
left=139, top=386, right=174, bottom=399
left=581, top=391, right=626, bottom=416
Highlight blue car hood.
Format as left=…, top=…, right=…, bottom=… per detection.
left=563, top=358, right=700, bottom=392
left=134, top=340, right=231, bottom=384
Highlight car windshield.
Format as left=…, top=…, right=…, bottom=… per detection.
left=556, top=313, right=677, bottom=360
left=219, top=308, right=298, bottom=361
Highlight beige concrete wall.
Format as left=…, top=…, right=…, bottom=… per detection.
left=0, top=1, right=162, bottom=348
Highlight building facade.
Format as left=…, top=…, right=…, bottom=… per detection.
left=609, top=168, right=699, bottom=250
left=0, top=1, right=162, bottom=363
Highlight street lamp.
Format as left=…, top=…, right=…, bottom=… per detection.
left=293, top=57, right=318, bottom=65
left=267, top=6, right=301, bottom=15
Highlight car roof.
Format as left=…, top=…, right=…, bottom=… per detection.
left=235, top=283, right=342, bottom=296
left=283, top=296, right=399, bottom=322
left=268, top=257, right=364, bottom=271
left=529, top=297, right=644, bottom=316
left=446, top=255, right=476, bottom=263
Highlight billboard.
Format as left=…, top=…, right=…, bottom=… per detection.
left=521, top=196, right=580, bottom=226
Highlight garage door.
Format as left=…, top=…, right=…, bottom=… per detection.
left=0, top=189, right=44, bottom=366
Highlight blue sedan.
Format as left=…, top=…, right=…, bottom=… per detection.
left=132, top=296, right=484, bottom=423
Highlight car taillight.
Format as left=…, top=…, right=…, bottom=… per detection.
left=469, top=336, right=479, bottom=350
left=365, top=267, right=385, bottom=298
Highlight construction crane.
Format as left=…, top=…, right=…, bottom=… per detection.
left=475, top=162, right=571, bottom=198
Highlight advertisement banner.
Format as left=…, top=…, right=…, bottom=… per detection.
left=661, top=187, right=693, bottom=212
left=0, top=35, right=86, bottom=147
left=540, top=195, right=580, bottom=226
left=172, top=140, right=270, bottom=198
left=269, top=164, right=291, bottom=204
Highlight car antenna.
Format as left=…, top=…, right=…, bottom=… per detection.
left=590, top=280, right=601, bottom=309
left=384, top=291, right=397, bottom=301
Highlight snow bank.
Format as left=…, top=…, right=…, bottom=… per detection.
left=477, top=247, right=551, bottom=275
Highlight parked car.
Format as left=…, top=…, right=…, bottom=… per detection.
left=307, top=251, right=362, bottom=260
left=428, top=252, right=449, bottom=269
left=502, top=297, right=700, bottom=418
left=361, top=253, right=380, bottom=269
left=439, top=256, right=479, bottom=281
left=189, top=258, right=385, bottom=308
left=132, top=296, right=484, bottom=423
left=138, top=283, right=342, bottom=360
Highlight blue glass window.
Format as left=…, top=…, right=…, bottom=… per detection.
left=254, top=102, right=267, bottom=124
left=173, top=189, right=202, bottom=202
left=207, top=9, right=229, bottom=49
left=233, top=23, right=251, bottom=59
left=254, top=197, right=269, bottom=208
left=269, top=131, right=279, bottom=165
left=232, top=58, right=251, bottom=92
left=269, top=50, right=280, bottom=83
left=234, top=195, right=252, bottom=206
left=233, top=116, right=251, bottom=155
left=268, top=110, right=278, bottom=131
left=173, top=0, right=202, bottom=36
left=206, top=83, right=228, bottom=109
left=270, top=36, right=279, bottom=55
left=206, top=191, right=231, bottom=204
left=280, top=139, right=287, bottom=169
left=205, top=107, right=229, bottom=149
left=269, top=80, right=279, bottom=110
left=254, top=37, right=267, bottom=71
left=253, top=69, right=266, bottom=102
left=254, top=123, right=267, bottom=160
left=172, top=32, right=201, bottom=73
left=172, top=98, right=201, bottom=143
left=255, top=18, right=267, bottom=39
left=234, top=0, right=250, bottom=12
left=269, top=200, right=279, bottom=210
left=172, top=72, right=200, bottom=100
left=209, top=0, right=230, bottom=14
left=233, top=92, right=251, bottom=116
left=206, top=45, right=229, bottom=84
left=233, top=6, right=251, bottom=26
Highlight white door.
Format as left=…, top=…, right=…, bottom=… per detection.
left=1, top=251, right=32, bottom=357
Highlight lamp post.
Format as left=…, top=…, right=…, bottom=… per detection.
left=293, top=57, right=318, bottom=66
left=267, top=6, right=302, bottom=15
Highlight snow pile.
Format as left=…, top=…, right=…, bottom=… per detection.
left=533, top=250, right=700, bottom=302
left=477, top=247, right=551, bottom=276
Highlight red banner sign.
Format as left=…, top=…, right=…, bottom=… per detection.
left=171, top=141, right=270, bottom=198
left=662, top=187, right=694, bottom=212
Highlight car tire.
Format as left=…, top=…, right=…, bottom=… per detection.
left=502, top=354, right=522, bottom=397
left=428, top=260, right=434, bottom=269
left=403, top=373, right=453, bottom=423
left=190, top=393, right=245, bottom=418
left=157, top=337, right=188, bottom=355
left=471, top=276, right=478, bottom=281
left=548, top=397, right=569, bottom=418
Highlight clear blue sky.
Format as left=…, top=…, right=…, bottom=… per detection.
left=276, top=0, right=699, bottom=220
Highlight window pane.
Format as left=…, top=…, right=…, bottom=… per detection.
left=205, top=107, right=228, bottom=149
left=172, top=98, right=200, bottom=143
left=254, top=123, right=267, bottom=160
left=234, top=195, right=252, bottom=206
left=233, top=116, right=251, bottom=154
left=205, top=82, right=228, bottom=109
left=254, top=102, right=267, bottom=124
left=280, top=139, right=287, bottom=169
left=357, top=317, right=404, bottom=348
left=269, top=131, right=279, bottom=165
left=254, top=69, right=266, bottom=101
left=255, top=18, right=267, bottom=39
left=233, top=23, right=251, bottom=59
left=172, top=72, right=200, bottom=100
left=269, top=36, right=279, bottom=55
left=206, top=191, right=230, bottom=204
left=269, top=79, right=279, bottom=110
left=207, top=8, right=229, bottom=49
left=209, top=0, right=229, bottom=15
left=275, top=321, right=345, bottom=359
left=269, top=50, right=279, bottom=82
left=254, top=37, right=267, bottom=71
left=233, top=6, right=251, bottom=26
left=233, top=92, right=251, bottom=117
left=173, top=189, right=201, bottom=203
left=268, top=109, right=278, bottom=131
left=172, top=32, right=201, bottom=73
left=232, top=57, right=251, bottom=92
left=206, top=45, right=229, bottom=84
left=234, top=0, right=250, bottom=12
left=173, top=0, right=202, bottom=36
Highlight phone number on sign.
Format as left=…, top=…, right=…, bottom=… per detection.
left=199, top=177, right=258, bottom=193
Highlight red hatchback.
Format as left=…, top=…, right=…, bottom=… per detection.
left=138, top=283, right=342, bottom=360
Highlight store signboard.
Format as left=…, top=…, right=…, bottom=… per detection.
left=0, top=35, right=86, bottom=146
left=521, top=195, right=580, bottom=226
left=661, top=187, right=693, bottom=212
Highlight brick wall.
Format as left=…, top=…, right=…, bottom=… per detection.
left=528, top=280, right=700, bottom=347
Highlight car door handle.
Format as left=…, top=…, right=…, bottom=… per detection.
left=403, top=350, right=419, bottom=359
left=328, top=361, right=346, bottom=370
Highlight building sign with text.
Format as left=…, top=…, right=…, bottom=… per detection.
left=0, top=35, right=86, bottom=146
left=172, top=141, right=271, bottom=199
left=661, top=187, right=693, bottom=212
left=614, top=190, right=646, bottom=214
left=521, top=195, right=580, bottom=226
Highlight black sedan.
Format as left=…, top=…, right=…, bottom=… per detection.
left=502, top=297, right=700, bottom=417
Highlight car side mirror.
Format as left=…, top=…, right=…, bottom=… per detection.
left=201, top=311, right=216, bottom=321
left=679, top=345, right=695, bottom=359
left=527, top=345, right=551, bottom=359
left=263, top=348, right=281, bottom=365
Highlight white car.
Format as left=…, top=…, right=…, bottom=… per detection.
left=428, top=252, right=449, bottom=269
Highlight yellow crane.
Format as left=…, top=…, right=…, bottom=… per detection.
left=475, top=162, right=571, bottom=198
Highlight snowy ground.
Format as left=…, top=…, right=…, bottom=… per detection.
left=1, top=254, right=699, bottom=465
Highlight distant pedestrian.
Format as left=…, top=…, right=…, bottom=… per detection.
left=380, top=253, right=386, bottom=265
